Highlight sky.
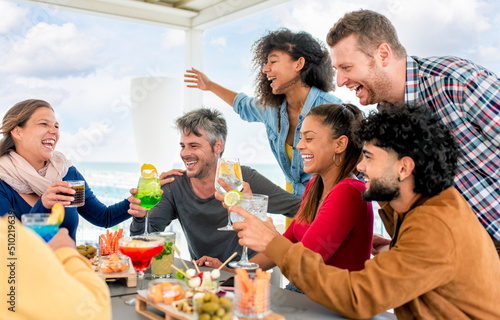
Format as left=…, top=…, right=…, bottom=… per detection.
left=0, top=0, right=499, bottom=169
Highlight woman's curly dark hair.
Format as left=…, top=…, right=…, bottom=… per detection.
left=357, top=103, right=460, bottom=196
left=251, top=28, right=335, bottom=108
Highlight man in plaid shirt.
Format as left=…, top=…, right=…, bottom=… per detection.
left=327, top=9, right=500, bottom=256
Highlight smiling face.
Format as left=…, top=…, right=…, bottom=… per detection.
left=179, top=129, right=219, bottom=179
left=262, top=49, right=302, bottom=95
left=12, top=107, right=59, bottom=170
left=330, top=34, right=391, bottom=106
left=357, top=140, right=401, bottom=202
left=297, top=115, right=338, bottom=176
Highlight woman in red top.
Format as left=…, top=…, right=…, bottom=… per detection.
left=200, top=104, right=373, bottom=288
left=251, top=103, right=373, bottom=274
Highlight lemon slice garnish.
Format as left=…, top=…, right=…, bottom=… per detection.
left=234, top=162, right=242, bottom=181
left=141, top=163, right=158, bottom=179
left=224, top=190, right=242, bottom=207
left=47, top=202, right=65, bottom=225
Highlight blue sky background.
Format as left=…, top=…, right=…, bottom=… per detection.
left=1, top=0, right=499, bottom=167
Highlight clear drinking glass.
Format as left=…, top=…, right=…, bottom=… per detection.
left=228, top=194, right=269, bottom=270
left=235, top=273, right=271, bottom=318
left=118, top=235, right=164, bottom=305
left=150, top=231, right=176, bottom=278
left=215, top=157, right=243, bottom=231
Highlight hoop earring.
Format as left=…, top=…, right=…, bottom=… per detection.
left=397, top=177, right=405, bottom=182
left=333, top=154, right=341, bottom=167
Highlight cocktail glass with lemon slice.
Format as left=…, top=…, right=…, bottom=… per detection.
left=215, top=158, right=243, bottom=231
left=135, top=164, right=162, bottom=235
left=228, top=194, right=269, bottom=270
left=22, top=203, right=65, bottom=242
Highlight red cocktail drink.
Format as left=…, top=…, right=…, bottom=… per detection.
left=118, top=236, right=164, bottom=290
left=120, top=242, right=164, bottom=273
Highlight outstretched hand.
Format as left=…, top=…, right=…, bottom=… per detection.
left=184, top=68, right=211, bottom=91
left=231, top=206, right=279, bottom=253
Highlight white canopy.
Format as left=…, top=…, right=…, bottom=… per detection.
left=22, top=0, right=290, bottom=108
left=22, top=0, right=289, bottom=29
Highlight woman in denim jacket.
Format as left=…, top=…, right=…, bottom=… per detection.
left=185, top=28, right=342, bottom=197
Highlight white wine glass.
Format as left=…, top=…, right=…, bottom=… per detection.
left=215, top=158, right=243, bottom=231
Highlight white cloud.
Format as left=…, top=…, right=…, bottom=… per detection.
left=277, top=0, right=500, bottom=73
left=161, top=29, right=184, bottom=50
left=210, top=36, right=226, bottom=48
left=0, top=1, right=28, bottom=34
left=0, top=22, right=103, bottom=77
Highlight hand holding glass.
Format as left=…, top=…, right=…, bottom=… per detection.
left=216, top=158, right=243, bottom=231
left=229, top=194, right=269, bottom=270
left=136, top=164, right=162, bottom=235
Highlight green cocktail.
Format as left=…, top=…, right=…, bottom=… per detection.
left=136, top=177, right=162, bottom=208
left=135, top=164, right=162, bottom=235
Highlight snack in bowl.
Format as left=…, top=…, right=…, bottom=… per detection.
left=77, top=244, right=97, bottom=258
left=194, top=292, right=233, bottom=320
left=148, top=279, right=185, bottom=304
left=98, top=254, right=128, bottom=273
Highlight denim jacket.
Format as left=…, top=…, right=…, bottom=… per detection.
left=233, top=86, right=342, bottom=196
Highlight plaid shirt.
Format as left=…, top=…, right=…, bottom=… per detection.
left=405, top=56, right=500, bottom=241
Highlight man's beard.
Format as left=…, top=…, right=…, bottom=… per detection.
left=364, top=62, right=391, bottom=105
left=362, top=177, right=400, bottom=202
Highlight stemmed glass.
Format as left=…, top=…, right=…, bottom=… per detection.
left=135, top=164, right=162, bottom=235
left=228, top=194, right=269, bottom=270
left=22, top=213, right=60, bottom=242
left=215, top=158, right=244, bottom=231
left=118, top=235, right=164, bottom=304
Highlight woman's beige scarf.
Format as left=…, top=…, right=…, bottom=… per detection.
left=0, top=151, right=71, bottom=196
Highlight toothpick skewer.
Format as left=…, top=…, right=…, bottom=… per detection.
left=171, top=264, right=190, bottom=279
left=218, top=252, right=238, bottom=270
left=192, top=260, right=201, bottom=274
left=172, top=243, right=189, bottom=270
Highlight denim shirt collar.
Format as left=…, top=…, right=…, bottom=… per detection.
left=278, top=86, right=321, bottom=119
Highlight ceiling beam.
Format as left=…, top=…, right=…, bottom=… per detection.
left=192, top=0, right=288, bottom=29
left=19, top=0, right=289, bottom=30
left=20, top=0, right=197, bottom=29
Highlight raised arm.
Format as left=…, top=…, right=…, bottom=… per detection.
left=184, top=68, right=238, bottom=107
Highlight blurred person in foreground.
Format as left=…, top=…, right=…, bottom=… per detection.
left=0, top=215, right=110, bottom=320
left=0, top=99, right=140, bottom=241
left=129, top=108, right=301, bottom=262
left=199, top=104, right=373, bottom=293
left=231, top=104, right=500, bottom=319
left=327, top=9, right=500, bottom=255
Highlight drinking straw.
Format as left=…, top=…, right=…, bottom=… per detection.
left=171, top=265, right=190, bottom=279
left=219, top=252, right=238, bottom=270
left=192, top=260, right=201, bottom=275
left=172, top=243, right=189, bottom=270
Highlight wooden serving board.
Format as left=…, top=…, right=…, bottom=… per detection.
left=135, top=290, right=284, bottom=320
left=136, top=292, right=192, bottom=320
left=96, top=262, right=137, bottom=287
